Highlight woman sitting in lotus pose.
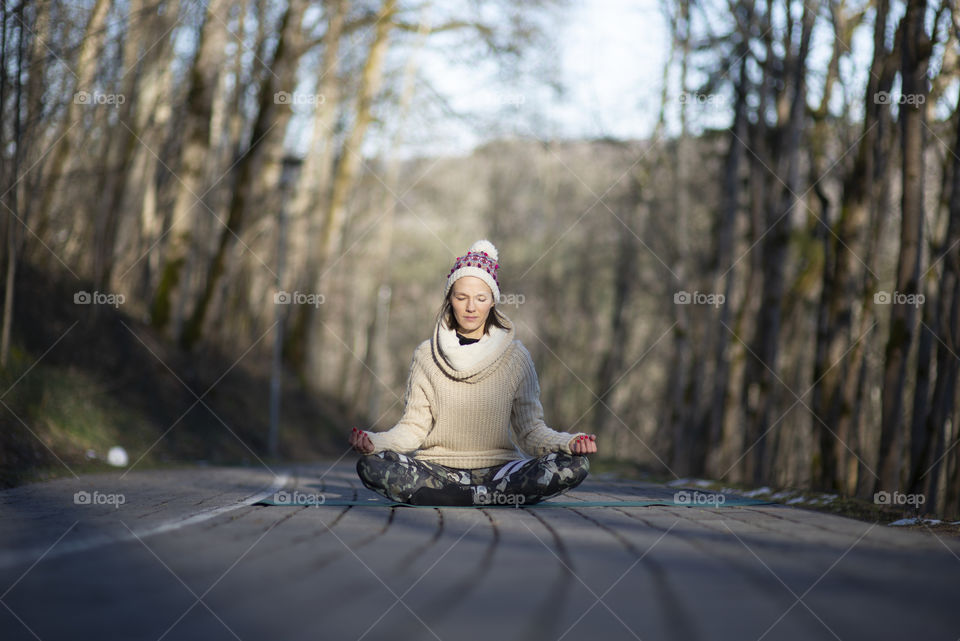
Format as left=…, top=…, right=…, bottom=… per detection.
left=349, top=239, right=596, bottom=506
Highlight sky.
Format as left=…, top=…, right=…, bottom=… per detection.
left=527, top=0, right=672, bottom=141
left=289, top=0, right=913, bottom=160
left=394, top=0, right=679, bottom=157
left=398, top=0, right=902, bottom=158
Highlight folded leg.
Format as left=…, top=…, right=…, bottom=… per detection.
left=357, top=450, right=590, bottom=506
left=356, top=450, right=475, bottom=505
left=481, top=452, right=590, bottom=505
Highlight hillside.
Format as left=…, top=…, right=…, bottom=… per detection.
left=0, top=262, right=350, bottom=487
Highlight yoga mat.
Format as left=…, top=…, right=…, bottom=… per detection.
left=253, top=496, right=775, bottom=508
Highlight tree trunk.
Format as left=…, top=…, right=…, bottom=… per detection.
left=355, top=3, right=431, bottom=416
left=180, top=0, right=309, bottom=350
left=742, top=0, right=815, bottom=485
left=110, top=0, right=181, bottom=302
left=285, top=0, right=348, bottom=375
left=150, top=0, right=231, bottom=337
left=811, top=0, right=895, bottom=491
left=35, top=0, right=112, bottom=236
left=594, top=192, right=642, bottom=443
left=0, top=2, right=25, bottom=367
left=706, top=43, right=749, bottom=478
left=908, top=93, right=960, bottom=507
left=92, top=0, right=154, bottom=292
left=303, top=0, right=398, bottom=385
left=876, top=0, right=930, bottom=492
left=666, top=0, right=692, bottom=475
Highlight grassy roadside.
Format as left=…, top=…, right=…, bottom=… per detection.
left=0, top=338, right=346, bottom=488
left=590, top=457, right=960, bottom=537
left=0, top=264, right=350, bottom=489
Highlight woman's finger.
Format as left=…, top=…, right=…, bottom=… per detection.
left=357, top=431, right=372, bottom=453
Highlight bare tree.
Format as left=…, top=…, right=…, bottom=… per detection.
left=301, top=0, right=398, bottom=384
left=149, top=0, right=232, bottom=339
left=35, top=0, right=112, bottom=240
left=741, top=0, right=816, bottom=485
left=876, top=0, right=932, bottom=493
left=284, top=0, right=349, bottom=375
left=908, top=17, right=960, bottom=508
left=811, top=0, right=895, bottom=492
left=180, top=0, right=310, bottom=349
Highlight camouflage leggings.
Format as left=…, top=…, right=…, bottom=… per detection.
left=356, top=450, right=590, bottom=506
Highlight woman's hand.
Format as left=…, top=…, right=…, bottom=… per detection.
left=350, top=427, right=374, bottom=454
left=569, top=433, right=597, bottom=454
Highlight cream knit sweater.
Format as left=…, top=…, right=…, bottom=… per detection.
left=366, top=312, right=587, bottom=469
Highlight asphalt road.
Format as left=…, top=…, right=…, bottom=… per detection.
left=1, top=459, right=958, bottom=641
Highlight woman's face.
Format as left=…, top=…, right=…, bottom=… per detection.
left=449, top=276, right=494, bottom=339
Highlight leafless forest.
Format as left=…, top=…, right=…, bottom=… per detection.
left=1, top=0, right=959, bottom=515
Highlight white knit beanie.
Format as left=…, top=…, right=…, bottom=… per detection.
left=444, top=239, right=500, bottom=301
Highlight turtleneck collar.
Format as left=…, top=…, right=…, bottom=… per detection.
left=431, top=312, right=516, bottom=381
left=456, top=332, right=481, bottom=345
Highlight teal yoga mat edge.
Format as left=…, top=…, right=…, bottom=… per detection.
left=253, top=498, right=776, bottom=508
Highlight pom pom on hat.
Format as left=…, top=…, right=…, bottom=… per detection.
left=468, top=239, right=498, bottom=261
